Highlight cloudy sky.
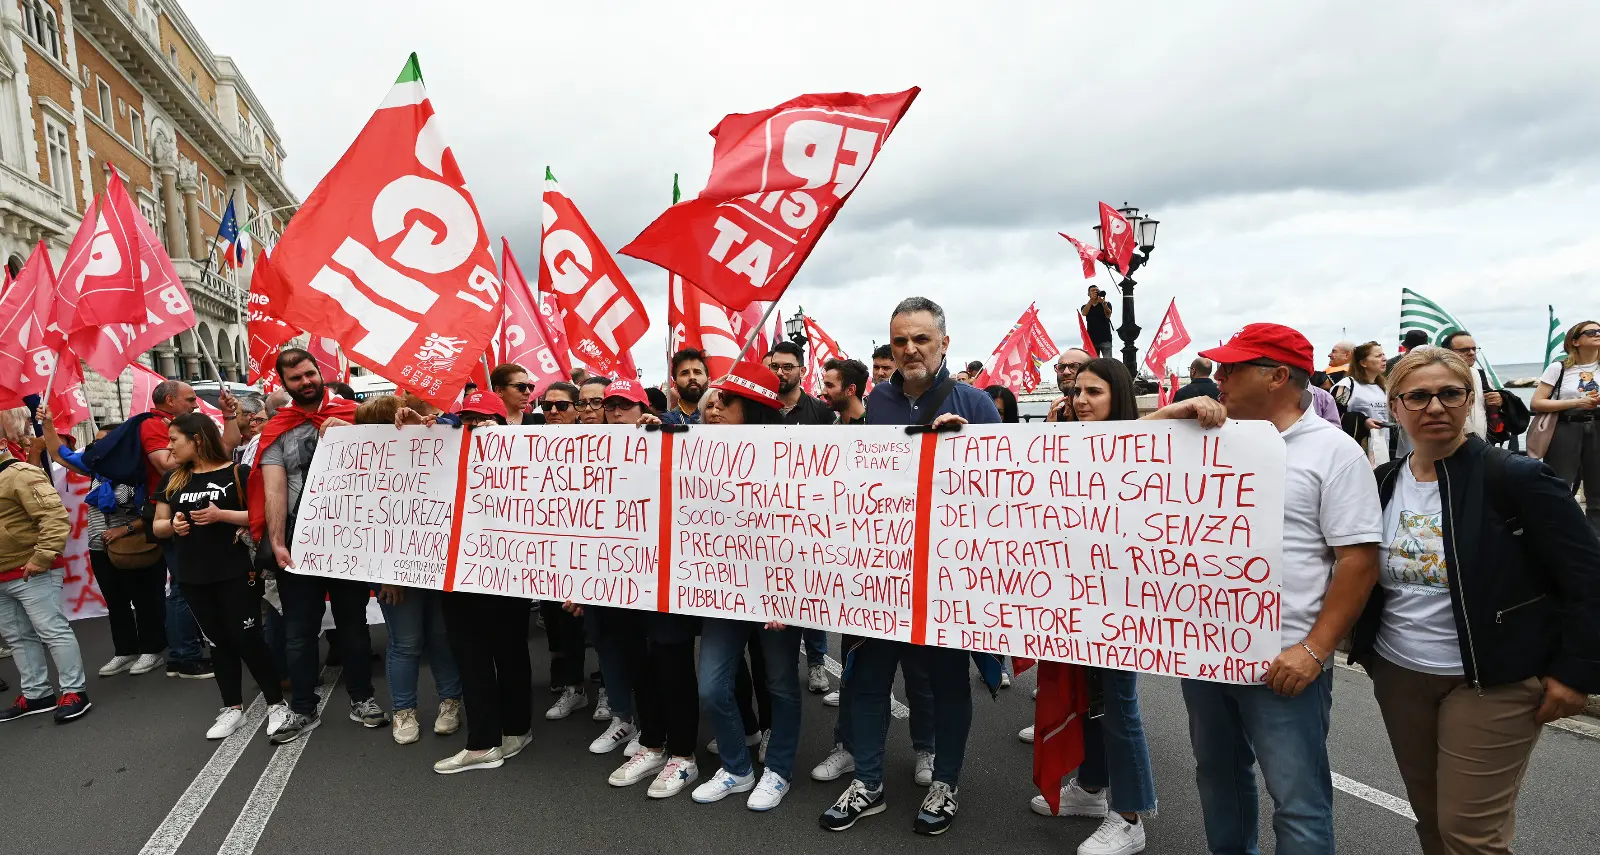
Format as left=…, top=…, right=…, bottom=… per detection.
left=188, top=1, right=1600, bottom=381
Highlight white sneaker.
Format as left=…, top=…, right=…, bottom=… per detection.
left=624, top=734, right=643, bottom=757
left=1019, top=725, right=1035, bottom=743
left=1031, top=779, right=1109, bottom=818
left=808, top=664, right=829, bottom=693
left=1079, top=813, right=1146, bottom=855
left=392, top=709, right=420, bottom=745
left=265, top=702, right=290, bottom=738
left=434, top=747, right=504, bottom=774
left=822, top=690, right=840, bottom=707
left=130, top=653, right=164, bottom=675
left=914, top=750, right=935, bottom=786
left=1001, top=671, right=1012, bottom=688
left=811, top=744, right=856, bottom=781
left=206, top=707, right=245, bottom=740
left=691, top=767, right=755, bottom=803
left=748, top=769, right=790, bottom=811
left=609, top=748, right=667, bottom=786
left=98, top=655, right=137, bottom=677
left=647, top=756, right=699, bottom=798
left=434, top=698, right=462, bottom=735
left=592, top=687, right=612, bottom=721
left=708, top=731, right=762, bottom=754
left=589, top=718, right=638, bottom=754
left=545, top=687, right=588, bottom=720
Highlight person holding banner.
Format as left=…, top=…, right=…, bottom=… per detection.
left=662, top=349, right=708, bottom=426
left=434, top=390, right=536, bottom=774
left=1149, top=323, right=1381, bottom=855
left=576, top=377, right=611, bottom=426
left=1352, top=348, right=1600, bottom=855
left=822, top=297, right=1000, bottom=837
left=1026, top=358, right=1159, bottom=855
left=150, top=413, right=287, bottom=741
left=535, top=382, right=599, bottom=723
left=686, top=363, right=808, bottom=811
left=490, top=364, right=535, bottom=425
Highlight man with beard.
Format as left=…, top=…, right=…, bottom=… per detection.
left=871, top=345, right=895, bottom=386
left=766, top=341, right=835, bottom=425
left=251, top=347, right=387, bottom=744
left=1046, top=348, right=1091, bottom=422
left=822, top=357, right=869, bottom=425
left=662, top=349, right=709, bottom=425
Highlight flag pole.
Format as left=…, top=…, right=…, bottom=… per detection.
left=727, top=299, right=783, bottom=375
left=195, top=335, right=224, bottom=384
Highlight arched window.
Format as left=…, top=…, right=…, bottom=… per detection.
left=6, top=254, right=24, bottom=279
left=22, top=3, right=37, bottom=44
left=41, top=7, right=60, bottom=60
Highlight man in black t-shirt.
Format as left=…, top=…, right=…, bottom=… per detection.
left=1081, top=285, right=1114, bottom=358
left=767, top=341, right=835, bottom=425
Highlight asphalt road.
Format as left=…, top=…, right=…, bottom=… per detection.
left=4, top=618, right=1598, bottom=854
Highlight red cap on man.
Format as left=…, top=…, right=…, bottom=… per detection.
left=457, top=389, right=508, bottom=420
left=1199, top=324, right=1315, bottom=374
left=603, top=379, right=651, bottom=407
left=711, top=362, right=782, bottom=409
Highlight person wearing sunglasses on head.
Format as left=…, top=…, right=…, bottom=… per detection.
left=1046, top=348, right=1092, bottom=422
left=1351, top=347, right=1600, bottom=854
left=1534, top=320, right=1600, bottom=531
left=490, top=363, right=534, bottom=425
left=576, top=377, right=611, bottom=426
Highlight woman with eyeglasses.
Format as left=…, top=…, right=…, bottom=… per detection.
left=576, top=376, right=611, bottom=426
left=1332, top=341, right=1391, bottom=466
left=1534, top=320, right=1600, bottom=530
left=1351, top=348, right=1600, bottom=854
left=489, top=363, right=534, bottom=425
left=533, top=381, right=602, bottom=722
left=1028, top=358, right=1158, bottom=855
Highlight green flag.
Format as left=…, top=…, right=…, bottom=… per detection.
left=672, top=173, right=681, bottom=205
left=1546, top=305, right=1565, bottom=367
left=1399, top=288, right=1501, bottom=386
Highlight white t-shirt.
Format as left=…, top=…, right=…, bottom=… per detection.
left=1374, top=461, right=1462, bottom=675
left=1278, top=406, right=1385, bottom=655
left=1334, top=377, right=1391, bottom=465
left=1539, top=361, right=1600, bottom=401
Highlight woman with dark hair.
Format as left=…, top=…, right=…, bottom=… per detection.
left=1031, top=358, right=1158, bottom=855
left=1333, top=341, right=1391, bottom=466
left=151, top=413, right=286, bottom=741
left=986, top=385, right=1020, bottom=423
left=489, top=363, right=534, bottom=425
left=1534, top=319, right=1600, bottom=530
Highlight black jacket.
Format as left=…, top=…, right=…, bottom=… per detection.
left=1172, top=377, right=1219, bottom=403
left=1351, top=438, right=1600, bottom=693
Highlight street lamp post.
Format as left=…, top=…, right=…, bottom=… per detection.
left=1093, top=204, right=1160, bottom=378
left=785, top=307, right=809, bottom=349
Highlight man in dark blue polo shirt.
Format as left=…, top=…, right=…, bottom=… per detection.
left=820, top=297, right=999, bottom=837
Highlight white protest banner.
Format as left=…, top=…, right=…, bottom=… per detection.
left=291, top=425, right=462, bottom=588
left=287, top=421, right=1285, bottom=684
left=54, top=468, right=108, bottom=621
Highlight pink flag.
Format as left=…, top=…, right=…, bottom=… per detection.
left=68, top=211, right=197, bottom=379
left=48, top=356, right=91, bottom=431
left=500, top=239, right=569, bottom=393
left=1098, top=203, right=1136, bottom=275
left=126, top=363, right=165, bottom=418
left=309, top=335, right=348, bottom=383
left=1141, top=299, right=1192, bottom=378
left=0, top=242, right=63, bottom=397
left=52, top=173, right=144, bottom=332
left=1059, top=233, right=1100, bottom=279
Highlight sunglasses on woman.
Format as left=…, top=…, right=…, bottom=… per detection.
left=539, top=400, right=574, bottom=413
left=1395, top=387, right=1469, bottom=411
left=602, top=400, right=641, bottom=413
left=499, top=382, right=534, bottom=394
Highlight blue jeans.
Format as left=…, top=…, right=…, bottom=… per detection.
left=699, top=619, right=802, bottom=780
left=849, top=640, right=969, bottom=788
left=378, top=589, right=462, bottom=711
left=0, top=569, right=86, bottom=696
left=263, top=601, right=287, bottom=679
left=587, top=606, right=638, bottom=722
left=279, top=571, right=375, bottom=716
left=1181, top=671, right=1335, bottom=855
left=1078, top=669, right=1157, bottom=814
left=162, top=543, right=203, bottom=663
left=803, top=628, right=827, bottom=666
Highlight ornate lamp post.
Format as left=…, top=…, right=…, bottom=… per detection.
left=785, top=306, right=809, bottom=348
left=1093, top=205, right=1160, bottom=377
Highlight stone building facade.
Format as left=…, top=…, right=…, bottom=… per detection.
left=0, top=0, right=297, bottom=423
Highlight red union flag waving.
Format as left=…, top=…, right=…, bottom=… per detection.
left=668, top=273, right=768, bottom=380
left=69, top=210, right=197, bottom=379
left=270, top=54, right=502, bottom=407
left=1098, top=203, right=1136, bottom=275
left=0, top=242, right=62, bottom=396
left=1142, top=299, right=1192, bottom=378
left=803, top=316, right=847, bottom=397
left=52, top=172, right=144, bottom=332
left=500, top=239, right=569, bottom=392
left=622, top=88, right=919, bottom=311
left=246, top=252, right=300, bottom=385
left=974, top=305, right=1054, bottom=394
left=539, top=168, right=650, bottom=379
left=1059, top=233, right=1100, bottom=279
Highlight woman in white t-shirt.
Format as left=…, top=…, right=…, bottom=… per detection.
left=1533, top=319, right=1600, bottom=530
left=1333, top=341, right=1391, bottom=465
left=1352, top=347, right=1600, bottom=854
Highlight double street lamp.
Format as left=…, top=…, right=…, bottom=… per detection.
left=1092, top=204, right=1160, bottom=378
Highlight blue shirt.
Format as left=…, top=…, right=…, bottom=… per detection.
left=864, top=361, right=1002, bottom=426
left=661, top=407, right=701, bottom=426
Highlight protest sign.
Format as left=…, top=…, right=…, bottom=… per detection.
left=289, top=421, right=1285, bottom=683
left=53, top=468, right=107, bottom=621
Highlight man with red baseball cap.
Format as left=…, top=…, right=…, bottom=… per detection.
left=1147, top=322, right=1380, bottom=855
left=456, top=390, right=509, bottom=426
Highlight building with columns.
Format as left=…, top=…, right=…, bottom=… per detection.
left=0, top=0, right=296, bottom=422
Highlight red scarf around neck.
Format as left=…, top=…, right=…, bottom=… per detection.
left=247, top=389, right=357, bottom=542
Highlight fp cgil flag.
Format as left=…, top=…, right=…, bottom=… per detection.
left=668, top=274, right=768, bottom=380
left=623, top=88, right=919, bottom=311
left=803, top=316, right=847, bottom=397
left=52, top=171, right=144, bottom=332
left=1098, top=203, right=1136, bottom=275
left=270, top=54, right=503, bottom=408
left=0, top=242, right=62, bottom=396
left=500, top=239, right=569, bottom=393
left=68, top=208, right=197, bottom=380
left=246, top=252, right=300, bottom=386
left=1141, top=298, right=1191, bottom=379
left=974, top=304, right=1056, bottom=394
left=539, top=168, right=650, bottom=379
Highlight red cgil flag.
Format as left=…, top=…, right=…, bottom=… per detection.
left=1033, top=662, right=1090, bottom=816
left=246, top=252, right=301, bottom=386
left=52, top=172, right=145, bottom=332
left=49, top=356, right=92, bottom=430
left=622, top=88, right=919, bottom=311
left=1098, top=203, right=1137, bottom=275
left=0, top=242, right=63, bottom=397
left=1075, top=309, right=1098, bottom=355
left=308, top=335, right=348, bottom=383
left=1141, top=298, right=1192, bottom=379
left=500, top=239, right=570, bottom=394
left=67, top=206, right=196, bottom=380
left=975, top=305, right=1053, bottom=393
left=539, top=168, right=650, bottom=380
left=1060, top=233, right=1101, bottom=279
left=802, top=315, right=847, bottom=397
left=669, top=273, right=768, bottom=380
left=269, top=54, right=503, bottom=408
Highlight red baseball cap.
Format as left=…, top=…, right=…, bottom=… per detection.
left=602, top=379, right=650, bottom=407
left=457, top=390, right=508, bottom=419
left=1200, top=323, right=1315, bottom=374
left=711, top=362, right=782, bottom=409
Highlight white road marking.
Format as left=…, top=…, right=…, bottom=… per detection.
left=823, top=654, right=909, bottom=719
left=216, top=668, right=342, bottom=855
left=1332, top=772, right=1417, bottom=821
left=137, top=696, right=270, bottom=855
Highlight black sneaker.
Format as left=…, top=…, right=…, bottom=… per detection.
left=913, top=781, right=959, bottom=836
left=53, top=692, right=92, bottom=723
left=169, top=660, right=215, bottom=680
left=819, top=779, right=885, bottom=831
left=269, top=711, right=322, bottom=745
left=0, top=694, right=57, bottom=722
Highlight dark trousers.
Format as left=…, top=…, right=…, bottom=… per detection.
left=1546, top=420, right=1600, bottom=532
left=442, top=591, right=532, bottom=751
left=92, top=550, right=167, bottom=656
left=539, top=600, right=588, bottom=688
left=849, top=640, right=972, bottom=788
left=279, top=571, right=374, bottom=716
left=641, top=638, right=699, bottom=758
left=735, top=633, right=773, bottom=734
left=182, top=577, right=283, bottom=708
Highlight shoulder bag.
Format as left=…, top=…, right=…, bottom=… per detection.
left=1525, top=363, right=1564, bottom=460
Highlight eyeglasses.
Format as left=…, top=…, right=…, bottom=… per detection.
left=602, top=400, right=641, bottom=413
left=1216, top=359, right=1284, bottom=378
left=1061, top=388, right=1081, bottom=398
left=767, top=363, right=803, bottom=374
left=576, top=398, right=605, bottom=410
left=1450, top=346, right=1479, bottom=355
left=1580, top=330, right=1600, bottom=339
left=1055, top=361, right=1086, bottom=373
left=1395, top=387, right=1470, bottom=411
left=498, top=382, right=534, bottom=394
left=539, top=400, right=573, bottom=413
